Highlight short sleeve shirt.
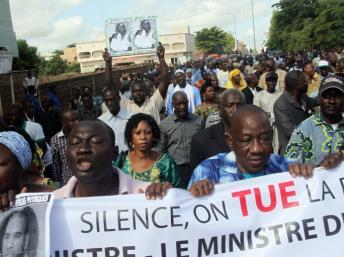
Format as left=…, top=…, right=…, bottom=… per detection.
left=120, top=89, right=164, bottom=123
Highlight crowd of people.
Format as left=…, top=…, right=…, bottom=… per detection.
left=0, top=44, right=343, bottom=209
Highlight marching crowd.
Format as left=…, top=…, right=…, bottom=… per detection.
left=0, top=44, right=343, bottom=208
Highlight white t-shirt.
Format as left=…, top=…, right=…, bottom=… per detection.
left=23, top=120, right=52, bottom=167
left=23, top=120, right=45, bottom=142
left=22, top=77, right=39, bottom=89
left=98, top=109, right=132, bottom=153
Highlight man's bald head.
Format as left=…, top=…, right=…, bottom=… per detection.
left=220, top=89, right=246, bottom=126
left=246, top=73, right=259, bottom=89
left=222, top=89, right=245, bottom=104
left=229, top=105, right=271, bottom=133
left=172, top=91, right=188, bottom=103
left=172, top=91, right=189, bottom=120
left=228, top=105, right=273, bottom=174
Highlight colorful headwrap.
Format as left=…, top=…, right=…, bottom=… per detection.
left=225, top=69, right=247, bottom=90
left=0, top=131, right=32, bottom=170
left=229, top=69, right=241, bottom=77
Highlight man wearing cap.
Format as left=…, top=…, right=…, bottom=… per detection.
left=318, top=60, right=333, bottom=80
left=166, top=70, right=201, bottom=115
left=285, top=75, right=344, bottom=166
left=185, top=68, right=193, bottom=85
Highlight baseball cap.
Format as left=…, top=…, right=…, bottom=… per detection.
left=318, top=60, right=329, bottom=68
left=319, top=75, right=344, bottom=95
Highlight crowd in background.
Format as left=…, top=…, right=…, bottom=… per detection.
left=0, top=44, right=343, bottom=205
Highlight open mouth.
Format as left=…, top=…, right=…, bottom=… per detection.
left=76, top=159, right=93, bottom=171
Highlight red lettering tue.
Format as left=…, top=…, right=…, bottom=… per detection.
left=231, top=180, right=299, bottom=217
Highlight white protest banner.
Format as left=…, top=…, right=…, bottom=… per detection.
left=50, top=164, right=344, bottom=257
left=0, top=193, right=53, bottom=257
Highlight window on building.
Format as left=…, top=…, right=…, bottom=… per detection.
left=79, top=52, right=91, bottom=59
left=92, top=50, right=103, bottom=57
left=163, top=44, right=171, bottom=51
left=172, top=43, right=185, bottom=50
left=171, top=57, right=178, bottom=64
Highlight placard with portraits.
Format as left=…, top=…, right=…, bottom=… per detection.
left=105, top=16, right=158, bottom=56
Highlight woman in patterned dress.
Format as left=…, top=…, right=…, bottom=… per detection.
left=114, top=113, right=184, bottom=188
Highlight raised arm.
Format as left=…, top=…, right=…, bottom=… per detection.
left=103, top=48, right=119, bottom=90
left=156, top=42, right=169, bottom=99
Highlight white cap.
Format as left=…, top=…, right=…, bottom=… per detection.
left=318, top=60, right=329, bottom=68
left=175, top=69, right=185, bottom=75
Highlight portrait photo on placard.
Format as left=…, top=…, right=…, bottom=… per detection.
left=132, top=18, right=158, bottom=51
left=106, top=20, right=133, bottom=56
left=0, top=205, right=46, bottom=257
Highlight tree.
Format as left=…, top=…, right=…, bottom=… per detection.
left=223, top=34, right=236, bottom=55
left=65, top=62, right=80, bottom=73
left=267, top=0, right=344, bottom=51
left=195, top=26, right=235, bottom=54
left=53, top=49, right=64, bottom=56
left=12, top=39, right=40, bottom=70
left=39, top=54, right=67, bottom=75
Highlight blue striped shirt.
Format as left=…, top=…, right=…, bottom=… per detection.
left=188, top=152, right=292, bottom=189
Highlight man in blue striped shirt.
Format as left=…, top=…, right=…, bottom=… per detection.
left=188, top=105, right=342, bottom=196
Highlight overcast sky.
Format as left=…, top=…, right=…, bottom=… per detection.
left=9, top=0, right=278, bottom=54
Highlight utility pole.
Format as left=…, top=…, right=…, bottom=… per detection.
left=251, top=0, right=257, bottom=53
left=225, top=12, right=241, bottom=51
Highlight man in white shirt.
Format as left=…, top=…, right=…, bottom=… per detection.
left=98, top=88, right=132, bottom=153
left=254, top=71, right=282, bottom=153
left=22, top=70, right=39, bottom=95
left=217, top=63, right=229, bottom=88
left=103, top=43, right=169, bottom=123
left=166, top=70, right=201, bottom=115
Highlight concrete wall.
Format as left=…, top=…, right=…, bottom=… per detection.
left=0, top=64, right=149, bottom=115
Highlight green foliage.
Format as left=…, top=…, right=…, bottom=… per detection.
left=195, top=26, right=235, bottom=54
left=53, top=49, right=64, bottom=56
left=12, top=39, right=40, bottom=70
left=65, top=62, right=80, bottom=73
left=267, top=0, right=344, bottom=51
left=223, top=34, right=236, bottom=54
left=39, top=55, right=67, bottom=75
left=39, top=50, right=80, bottom=75
left=11, top=40, right=79, bottom=75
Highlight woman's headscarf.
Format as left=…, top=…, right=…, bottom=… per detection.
left=225, top=69, right=247, bottom=90
left=0, top=131, right=32, bottom=170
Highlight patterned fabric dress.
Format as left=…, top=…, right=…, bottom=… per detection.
left=114, top=152, right=185, bottom=189
left=195, top=104, right=218, bottom=121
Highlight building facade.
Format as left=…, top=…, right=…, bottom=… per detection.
left=76, top=41, right=107, bottom=73
left=76, top=27, right=196, bottom=73
left=0, top=0, right=18, bottom=56
left=160, top=29, right=195, bottom=65
left=60, top=46, right=77, bottom=65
